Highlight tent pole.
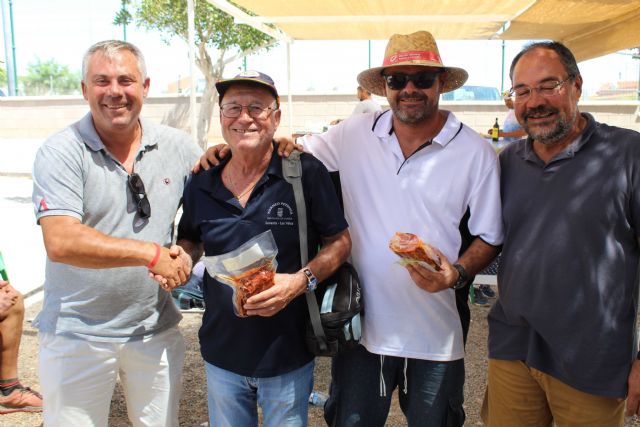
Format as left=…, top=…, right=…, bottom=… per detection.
left=287, top=41, right=293, bottom=136
left=501, top=39, right=505, bottom=93
left=1, top=0, right=17, bottom=95
left=187, top=0, right=198, bottom=144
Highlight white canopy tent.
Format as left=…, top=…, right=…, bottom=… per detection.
left=187, top=0, right=640, bottom=135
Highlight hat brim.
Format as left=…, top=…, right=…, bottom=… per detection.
left=216, top=78, right=279, bottom=101
left=357, top=64, right=468, bottom=97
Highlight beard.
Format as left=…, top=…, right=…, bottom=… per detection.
left=389, top=90, right=438, bottom=125
left=522, top=105, right=577, bottom=145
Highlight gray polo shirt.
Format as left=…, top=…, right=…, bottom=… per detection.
left=32, top=113, right=202, bottom=341
left=489, top=113, right=640, bottom=398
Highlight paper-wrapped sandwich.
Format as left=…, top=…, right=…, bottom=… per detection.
left=389, top=232, right=442, bottom=271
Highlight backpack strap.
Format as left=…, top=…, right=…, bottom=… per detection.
left=282, top=151, right=328, bottom=352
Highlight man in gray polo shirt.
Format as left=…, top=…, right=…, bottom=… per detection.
left=482, top=41, right=640, bottom=427
left=31, top=40, right=201, bottom=427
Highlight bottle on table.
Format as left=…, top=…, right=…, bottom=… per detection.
left=491, top=117, right=500, bottom=143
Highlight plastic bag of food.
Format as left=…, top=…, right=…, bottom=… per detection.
left=389, top=232, right=442, bottom=272
left=202, top=230, right=278, bottom=317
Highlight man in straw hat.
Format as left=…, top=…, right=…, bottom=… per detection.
left=199, top=30, right=502, bottom=426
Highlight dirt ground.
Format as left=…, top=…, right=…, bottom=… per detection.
left=6, top=298, right=640, bottom=427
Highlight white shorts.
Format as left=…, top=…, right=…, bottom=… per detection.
left=38, top=326, right=185, bottom=427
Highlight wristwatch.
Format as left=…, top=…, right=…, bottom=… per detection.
left=302, top=267, right=318, bottom=292
left=452, top=264, right=469, bottom=290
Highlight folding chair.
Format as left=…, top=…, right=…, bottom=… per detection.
left=0, top=251, right=8, bottom=281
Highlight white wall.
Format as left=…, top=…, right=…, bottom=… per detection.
left=1, top=95, right=638, bottom=142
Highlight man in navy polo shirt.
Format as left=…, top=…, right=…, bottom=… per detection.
left=176, top=71, right=351, bottom=427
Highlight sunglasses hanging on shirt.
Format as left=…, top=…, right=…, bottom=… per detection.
left=128, top=173, right=151, bottom=219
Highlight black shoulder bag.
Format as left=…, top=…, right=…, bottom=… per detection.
left=282, top=151, right=364, bottom=357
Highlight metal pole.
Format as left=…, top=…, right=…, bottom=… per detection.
left=1, top=0, right=17, bottom=95
left=8, top=0, right=15, bottom=90
left=637, top=48, right=640, bottom=101
left=368, top=40, right=371, bottom=69
left=500, top=39, right=505, bottom=93
left=287, top=41, right=293, bottom=136
left=187, top=0, right=198, bottom=142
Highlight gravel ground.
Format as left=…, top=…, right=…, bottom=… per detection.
left=6, top=297, right=640, bottom=427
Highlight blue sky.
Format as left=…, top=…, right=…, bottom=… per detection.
left=2, top=0, right=638, bottom=97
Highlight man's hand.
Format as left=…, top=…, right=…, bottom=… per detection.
left=148, top=245, right=192, bottom=290
left=0, top=280, right=19, bottom=319
left=193, top=144, right=230, bottom=173
left=243, top=272, right=306, bottom=317
left=404, top=248, right=458, bottom=293
left=275, top=137, right=304, bottom=157
left=626, top=359, right=640, bottom=416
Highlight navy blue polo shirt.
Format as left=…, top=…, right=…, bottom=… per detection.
left=178, top=143, right=348, bottom=377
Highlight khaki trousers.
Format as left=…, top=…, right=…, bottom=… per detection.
left=481, top=358, right=625, bottom=427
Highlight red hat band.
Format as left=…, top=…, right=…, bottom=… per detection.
left=383, top=51, right=442, bottom=66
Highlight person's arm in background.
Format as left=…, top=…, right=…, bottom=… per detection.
left=486, top=128, right=527, bottom=139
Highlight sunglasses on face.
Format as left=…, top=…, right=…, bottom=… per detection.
left=127, top=173, right=151, bottom=219
left=382, top=71, right=443, bottom=91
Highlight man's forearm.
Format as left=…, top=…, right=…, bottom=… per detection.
left=456, top=238, right=501, bottom=276
left=40, top=216, right=159, bottom=268
left=306, top=229, right=351, bottom=282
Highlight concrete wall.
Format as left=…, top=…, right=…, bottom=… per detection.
left=1, top=95, right=639, bottom=142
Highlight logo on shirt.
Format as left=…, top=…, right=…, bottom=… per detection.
left=37, top=198, right=49, bottom=213
left=163, top=178, right=171, bottom=185
left=266, top=202, right=294, bottom=226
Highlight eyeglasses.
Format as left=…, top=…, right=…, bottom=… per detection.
left=127, top=173, right=151, bottom=219
left=508, top=76, right=574, bottom=103
left=382, top=71, right=443, bottom=91
left=220, top=103, right=277, bottom=119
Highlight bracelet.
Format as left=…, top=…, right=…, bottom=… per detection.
left=147, top=243, right=161, bottom=269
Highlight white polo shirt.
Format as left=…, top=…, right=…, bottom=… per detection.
left=301, top=110, right=502, bottom=360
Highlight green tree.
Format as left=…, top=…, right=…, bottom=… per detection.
left=113, top=0, right=133, bottom=40
left=0, top=66, right=6, bottom=87
left=22, top=58, right=81, bottom=96
left=130, top=0, right=275, bottom=148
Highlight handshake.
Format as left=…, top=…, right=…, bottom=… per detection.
left=147, top=244, right=193, bottom=291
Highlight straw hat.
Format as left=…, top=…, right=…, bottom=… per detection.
left=357, top=31, right=468, bottom=97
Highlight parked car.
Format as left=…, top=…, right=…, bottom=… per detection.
left=442, top=85, right=501, bottom=101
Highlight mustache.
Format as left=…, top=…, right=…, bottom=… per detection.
left=396, top=91, right=428, bottom=103
left=523, top=105, right=558, bottom=121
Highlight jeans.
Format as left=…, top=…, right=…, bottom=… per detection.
left=205, top=359, right=314, bottom=427
left=324, top=345, right=465, bottom=427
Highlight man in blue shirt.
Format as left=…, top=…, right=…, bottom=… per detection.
left=483, top=41, right=640, bottom=427
left=176, top=70, right=351, bottom=427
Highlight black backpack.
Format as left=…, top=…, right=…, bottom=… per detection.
left=282, top=151, right=364, bottom=357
